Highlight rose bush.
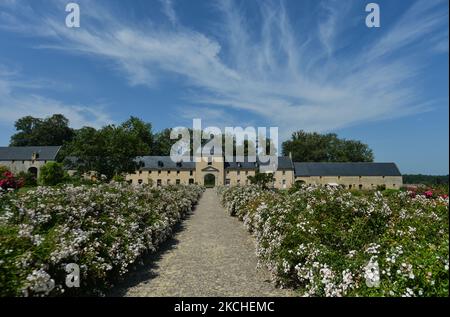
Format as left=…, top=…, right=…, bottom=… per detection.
left=0, top=183, right=203, bottom=296
left=0, top=170, right=24, bottom=191
left=219, top=185, right=449, bottom=297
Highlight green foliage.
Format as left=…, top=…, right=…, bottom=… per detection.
left=0, top=183, right=204, bottom=296
left=16, top=171, right=37, bottom=187
left=282, top=130, right=374, bottom=162
left=403, top=174, right=449, bottom=185
left=248, top=171, right=275, bottom=189
left=112, top=174, right=126, bottom=182
left=0, top=165, right=10, bottom=175
left=38, top=162, right=65, bottom=186
left=219, top=185, right=449, bottom=297
left=152, top=128, right=177, bottom=156
left=63, top=117, right=153, bottom=180
left=10, top=114, right=75, bottom=146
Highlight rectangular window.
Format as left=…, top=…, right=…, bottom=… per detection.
left=190, top=170, right=193, bottom=176
left=225, top=179, right=231, bottom=185
left=157, top=179, right=162, bottom=186
left=189, top=178, right=194, bottom=184
left=176, top=179, right=181, bottom=185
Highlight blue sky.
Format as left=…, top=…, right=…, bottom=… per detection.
left=0, top=0, right=448, bottom=174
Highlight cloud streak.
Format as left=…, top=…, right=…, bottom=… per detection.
left=0, top=68, right=113, bottom=130
left=0, top=0, right=447, bottom=137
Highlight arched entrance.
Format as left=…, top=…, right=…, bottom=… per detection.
left=28, top=167, right=38, bottom=177
left=204, top=174, right=216, bottom=188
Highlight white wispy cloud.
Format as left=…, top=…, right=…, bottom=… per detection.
left=0, top=0, right=447, bottom=137
left=0, top=68, right=113, bottom=129
left=159, top=0, right=178, bottom=25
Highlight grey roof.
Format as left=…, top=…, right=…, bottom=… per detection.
left=225, top=156, right=294, bottom=170
left=136, top=156, right=196, bottom=171
left=135, top=156, right=295, bottom=171
left=294, top=162, right=402, bottom=177
left=0, top=146, right=61, bottom=161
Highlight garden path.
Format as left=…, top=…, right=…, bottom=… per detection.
left=112, top=189, right=293, bottom=297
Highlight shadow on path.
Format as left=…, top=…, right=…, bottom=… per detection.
left=109, top=208, right=195, bottom=297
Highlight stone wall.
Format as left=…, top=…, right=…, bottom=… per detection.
left=295, top=175, right=403, bottom=189
left=0, top=160, right=50, bottom=177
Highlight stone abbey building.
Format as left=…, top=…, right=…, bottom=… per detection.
left=0, top=146, right=61, bottom=178
left=126, top=155, right=403, bottom=190
left=0, top=147, right=403, bottom=189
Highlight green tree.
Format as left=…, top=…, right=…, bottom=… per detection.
left=121, top=117, right=153, bottom=155
left=64, top=121, right=151, bottom=180
left=248, top=172, right=275, bottom=189
left=152, top=128, right=176, bottom=156
left=282, top=130, right=374, bottom=162
left=17, top=171, right=37, bottom=187
left=10, top=114, right=75, bottom=146
left=39, top=162, right=66, bottom=186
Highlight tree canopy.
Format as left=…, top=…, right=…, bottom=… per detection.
left=10, top=114, right=75, bottom=146
left=8, top=115, right=378, bottom=179
left=63, top=118, right=153, bottom=180
left=282, top=130, right=374, bottom=163
left=248, top=171, right=275, bottom=189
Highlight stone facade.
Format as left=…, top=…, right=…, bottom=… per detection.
left=0, top=146, right=61, bottom=178
left=125, top=156, right=403, bottom=190
left=295, top=175, right=403, bottom=190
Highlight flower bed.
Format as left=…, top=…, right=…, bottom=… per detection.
left=219, top=185, right=449, bottom=297
left=0, top=183, right=203, bottom=296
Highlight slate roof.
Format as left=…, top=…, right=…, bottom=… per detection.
left=136, top=156, right=196, bottom=171
left=135, top=156, right=295, bottom=171
left=225, top=156, right=294, bottom=170
left=0, top=146, right=61, bottom=161
left=293, top=162, right=402, bottom=177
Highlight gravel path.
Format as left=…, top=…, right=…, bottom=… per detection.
left=112, top=189, right=293, bottom=297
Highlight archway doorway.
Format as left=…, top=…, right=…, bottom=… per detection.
left=204, top=174, right=216, bottom=188
left=28, top=167, right=38, bottom=177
